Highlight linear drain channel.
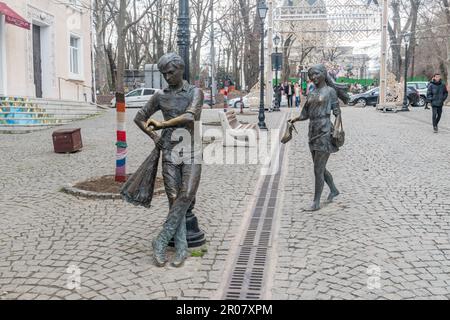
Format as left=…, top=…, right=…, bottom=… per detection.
left=223, top=116, right=288, bottom=300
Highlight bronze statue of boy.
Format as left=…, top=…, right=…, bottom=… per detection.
left=133, top=52, right=204, bottom=267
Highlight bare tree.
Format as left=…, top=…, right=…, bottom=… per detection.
left=441, top=0, right=450, bottom=80
left=322, top=47, right=346, bottom=62
left=190, top=0, right=213, bottom=79
left=93, top=0, right=113, bottom=94
left=414, top=0, right=450, bottom=80
left=238, top=0, right=260, bottom=89
left=387, top=0, right=422, bottom=81
left=282, top=33, right=295, bottom=82
left=105, top=0, right=157, bottom=93
left=218, top=2, right=245, bottom=87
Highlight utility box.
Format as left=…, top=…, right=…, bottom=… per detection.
left=52, top=128, right=82, bottom=153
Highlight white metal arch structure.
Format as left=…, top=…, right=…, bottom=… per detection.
left=271, top=0, right=390, bottom=108
left=273, top=0, right=381, bottom=43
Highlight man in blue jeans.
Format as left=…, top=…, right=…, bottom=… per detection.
left=427, top=73, right=448, bottom=133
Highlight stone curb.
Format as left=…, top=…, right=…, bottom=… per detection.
left=61, top=178, right=165, bottom=200
left=61, top=183, right=123, bottom=200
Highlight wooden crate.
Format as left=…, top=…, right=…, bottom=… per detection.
left=52, top=128, right=82, bottom=153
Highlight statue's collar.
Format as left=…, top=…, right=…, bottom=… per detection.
left=164, top=81, right=190, bottom=93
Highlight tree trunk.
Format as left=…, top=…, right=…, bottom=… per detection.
left=406, top=0, right=420, bottom=79
left=444, top=0, right=450, bottom=82
left=106, top=43, right=116, bottom=90
left=282, top=35, right=295, bottom=82
left=115, top=0, right=127, bottom=93
left=238, top=0, right=259, bottom=89
left=94, top=0, right=109, bottom=94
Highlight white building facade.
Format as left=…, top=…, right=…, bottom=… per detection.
left=0, top=0, right=93, bottom=102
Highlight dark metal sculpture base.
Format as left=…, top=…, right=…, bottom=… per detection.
left=169, top=213, right=206, bottom=248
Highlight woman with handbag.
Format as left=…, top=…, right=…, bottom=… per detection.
left=284, top=64, right=348, bottom=211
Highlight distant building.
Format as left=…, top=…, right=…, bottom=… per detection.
left=0, top=0, right=93, bottom=102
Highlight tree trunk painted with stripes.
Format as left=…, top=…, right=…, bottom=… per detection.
left=115, top=0, right=128, bottom=182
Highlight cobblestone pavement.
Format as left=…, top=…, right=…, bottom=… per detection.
left=2, top=104, right=450, bottom=300
left=271, top=106, right=450, bottom=300
left=0, top=107, right=283, bottom=300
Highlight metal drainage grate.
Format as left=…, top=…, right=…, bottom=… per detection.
left=224, top=116, right=288, bottom=300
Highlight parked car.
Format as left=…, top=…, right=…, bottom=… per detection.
left=110, top=88, right=159, bottom=108
left=348, top=86, right=420, bottom=107
left=407, top=81, right=429, bottom=107
left=224, top=91, right=267, bottom=110
left=228, top=96, right=248, bottom=109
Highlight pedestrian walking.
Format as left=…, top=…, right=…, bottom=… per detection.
left=294, top=83, right=301, bottom=108
left=274, top=84, right=282, bottom=110
left=427, top=73, right=448, bottom=133
left=284, top=81, right=294, bottom=108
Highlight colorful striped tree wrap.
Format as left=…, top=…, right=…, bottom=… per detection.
left=115, top=92, right=127, bottom=182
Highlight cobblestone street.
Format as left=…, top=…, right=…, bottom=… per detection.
left=1, top=106, right=450, bottom=300
left=271, top=106, right=450, bottom=300
left=0, top=108, right=282, bottom=300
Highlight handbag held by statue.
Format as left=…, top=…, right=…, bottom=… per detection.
left=332, top=118, right=345, bottom=148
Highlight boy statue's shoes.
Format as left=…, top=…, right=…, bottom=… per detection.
left=152, top=238, right=167, bottom=267
left=171, top=251, right=188, bottom=268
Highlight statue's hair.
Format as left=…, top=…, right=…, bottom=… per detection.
left=157, top=52, right=185, bottom=72
left=308, top=64, right=350, bottom=104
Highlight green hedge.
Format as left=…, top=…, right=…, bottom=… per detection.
left=336, top=78, right=375, bottom=86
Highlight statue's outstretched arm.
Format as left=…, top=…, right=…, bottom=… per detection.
left=289, top=102, right=309, bottom=124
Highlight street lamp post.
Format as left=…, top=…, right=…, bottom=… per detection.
left=177, top=0, right=190, bottom=82
left=174, top=0, right=205, bottom=248
left=401, top=33, right=411, bottom=112
left=273, top=34, right=281, bottom=112
left=258, top=0, right=268, bottom=130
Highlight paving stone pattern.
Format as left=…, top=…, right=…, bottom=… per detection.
left=2, top=105, right=450, bottom=300
left=271, top=107, right=450, bottom=300
left=0, top=108, right=282, bottom=300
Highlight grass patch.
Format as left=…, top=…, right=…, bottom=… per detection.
left=191, top=246, right=208, bottom=257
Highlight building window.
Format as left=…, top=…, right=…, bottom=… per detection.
left=69, top=35, right=80, bottom=75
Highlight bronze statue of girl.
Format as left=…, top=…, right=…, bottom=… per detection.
left=287, top=64, right=349, bottom=211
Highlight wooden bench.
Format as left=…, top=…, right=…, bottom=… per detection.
left=218, top=110, right=259, bottom=147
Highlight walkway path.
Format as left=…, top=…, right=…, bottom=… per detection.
left=1, top=106, right=450, bottom=300
left=271, top=107, right=450, bottom=300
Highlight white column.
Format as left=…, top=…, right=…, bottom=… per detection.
left=266, top=0, right=273, bottom=109
left=0, top=15, right=7, bottom=96
left=378, top=0, right=389, bottom=107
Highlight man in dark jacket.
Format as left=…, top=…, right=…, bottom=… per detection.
left=283, top=81, right=294, bottom=108
left=427, top=73, right=448, bottom=133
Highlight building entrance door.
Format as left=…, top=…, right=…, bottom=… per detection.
left=32, top=24, right=42, bottom=98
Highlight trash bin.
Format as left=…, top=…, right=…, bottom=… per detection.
left=52, top=128, right=82, bottom=153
